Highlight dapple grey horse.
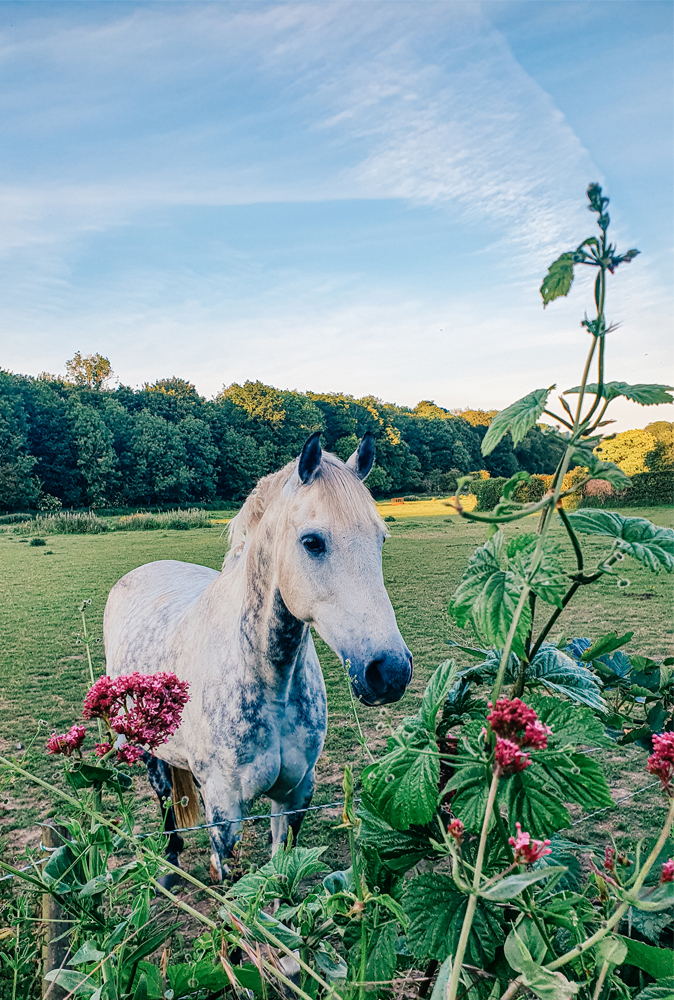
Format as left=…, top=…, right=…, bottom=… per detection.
left=103, top=432, right=413, bottom=880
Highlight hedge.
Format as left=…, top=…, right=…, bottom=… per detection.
left=580, top=470, right=674, bottom=508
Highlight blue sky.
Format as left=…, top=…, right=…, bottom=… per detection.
left=1, top=0, right=672, bottom=431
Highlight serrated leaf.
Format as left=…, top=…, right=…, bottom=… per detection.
left=564, top=382, right=674, bottom=406
left=540, top=253, right=575, bottom=307
left=450, top=532, right=531, bottom=657
left=271, top=844, right=330, bottom=897
left=443, top=763, right=491, bottom=833
left=358, top=809, right=434, bottom=874
left=404, top=873, right=503, bottom=965
left=505, top=769, right=571, bottom=838
left=567, top=511, right=674, bottom=573
left=529, top=645, right=606, bottom=711
left=537, top=753, right=614, bottom=812
left=364, top=921, right=398, bottom=985
left=481, top=867, right=566, bottom=901
left=580, top=632, right=634, bottom=662
left=361, top=734, right=439, bottom=830
left=482, top=388, right=552, bottom=455
left=420, top=659, right=458, bottom=732
left=635, top=982, right=674, bottom=1000
left=571, top=447, right=631, bottom=489
left=508, top=533, right=568, bottom=608
left=527, top=696, right=613, bottom=749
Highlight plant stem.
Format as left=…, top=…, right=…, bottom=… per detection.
left=345, top=662, right=375, bottom=764
left=592, top=960, right=610, bottom=1000
left=491, top=588, right=529, bottom=704
left=446, top=771, right=500, bottom=1000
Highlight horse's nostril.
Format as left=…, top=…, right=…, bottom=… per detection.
left=364, top=658, right=385, bottom=696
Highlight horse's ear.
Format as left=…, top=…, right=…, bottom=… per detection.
left=346, top=431, right=375, bottom=480
left=298, top=432, right=322, bottom=483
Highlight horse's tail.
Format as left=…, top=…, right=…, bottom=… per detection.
left=170, top=766, right=201, bottom=829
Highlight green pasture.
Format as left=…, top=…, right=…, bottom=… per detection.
left=1, top=507, right=673, bottom=878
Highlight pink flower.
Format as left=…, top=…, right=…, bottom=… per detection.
left=116, top=744, right=145, bottom=766
left=495, top=738, right=531, bottom=775
left=523, top=720, right=552, bottom=750
left=487, top=699, right=552, bottom=750
left=95, top=742, right=113, bottom=757
left=46, top=724, right=87, bottom=757
left=661, top=859, right=674, bottom=883
left=647, top=733, right=674, bottom=794
left=603, top=846, right=615, bottom=873
left=83, top=671, right=189, bottom=765
left=447, top=818, right=464, bottom=846
left=508, top=823, right=552, bottom=864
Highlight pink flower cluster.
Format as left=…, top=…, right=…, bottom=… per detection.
left=508, top=823, right=552, bottom=864
left=83, top=671, right=189, bottom=766
left=488, top=698, right=552, bottom=775
left=46, top=724, right=86, bottom=758
left=647, top=732, right=674, bottom=795
left=446, top=818, right=464, bottom=846
left=661, top=859, right=674, bottom=883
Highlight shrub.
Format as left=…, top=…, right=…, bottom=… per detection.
left=29, top=537, right=46, bottom=546
left=38, top=493, right=63, bottom=512
left=472, top=477, right=507, bottom=511
left=580, top=469, right=674, bottom=508
left=0, top=512, right=33, bottom=524
left=115, top=507, right=211, bottom=531
left=13, top=512, right=108, bottom=535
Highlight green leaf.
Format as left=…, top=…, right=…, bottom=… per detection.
left=443, top=763, right=491, bottom=833
left=42, top=843, right=82, bottom=892
left=564, top=382, right=674, bottom=406
left=570, top=446, right=632, bottom=489
left=527, top=696, right=613, bottom=749
left=540, top=253, right=575, bottom=307
left=79, top=874, right=111, bottom=897
left=404, top=873, right=503, bottom=965
left=358, top=809, right=435, bottom=874
left=364, top=921, right=398, bottom=986
left=70, top=941, right=106, bottom=965
left=537, top=753, right=614, bottom=812
left=481, top=867, right=567, bottom=901
left=64, top=762, right=114, bottom=790
left=482, top=388, right=552, bottom=455
left=508, top=533, right=568, bottom=609
left=507, top=918, right=547, bottom=964
left=596, top=936, right=628, bottom=966
left=44, top=970, right=98, bottom=997
left=506, top=768, right=571, bottom=838
left=132, top=975, right=148, bottom=1000
left=566, top=511, right=674, bottom=573
left=580, top=632, right=634, bottom=662
left=635, top=978, right=674, bottom=1000
left=502, top=471, right=532, bottom=500
left=420, top=659, right=458, bottom=732
left=449, top=533, right=531, bottom=657
left=505, top=929, right=579, bottom=1000
left=616, top=935, right=674, bottom=978
left=529, top=645, right=606, bottom=712
left=629, top=907, right=674, bottom=943
left=430, top=956, right=453, bottom=1000
left=271, top=844, right=330, bottom=898
left=123, top=923, right=182, bottom=972
left=361, top=731, right=439, bottom=830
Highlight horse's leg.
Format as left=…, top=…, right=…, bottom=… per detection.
left=270, top=768, right=315, bottom=856
left=199, top=772, right=246, bottom=882
left=143, top=753, right=185, bottom=887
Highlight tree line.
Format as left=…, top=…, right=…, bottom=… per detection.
left=0, top=355, right=572, bottom=511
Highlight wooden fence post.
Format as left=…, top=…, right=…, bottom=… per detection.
left=41, top=822, right=70, bottom=1000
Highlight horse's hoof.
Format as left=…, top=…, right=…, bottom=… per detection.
left=157, top=870, right=184, bottom=892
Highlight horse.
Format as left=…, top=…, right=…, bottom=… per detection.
left=103, top=432, right=413, bottom=881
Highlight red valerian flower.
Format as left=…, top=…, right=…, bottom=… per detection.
left=647, top=732, right=674, bottom=794
left=116, top=744, right=145, bottom=766
left=661, top=859, right=674, bottom=883
left=495, top=738, right=531, bottom=775
left=447, top=818, right=465, bottom=846
left=84, top=671, right=189, bottom=747
left=95, top=742, right=113, bottom=757
left=603, top=846, right=615, bottom=873
left=46, top=724, right=87, bottom=757
left=508, top=823, right=552, bottom=864
left=487, top=698, right=552, bottom=750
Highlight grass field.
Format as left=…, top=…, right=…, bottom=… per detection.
left=1, top=506, right=673, bottom=881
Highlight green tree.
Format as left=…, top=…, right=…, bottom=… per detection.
left=69, top=399, right=117, bottom=504
left=0, top=393, right=40, bottom=510
left=65, top=352, right=114, bottom=390
left=645, top=420, right=674, bottom=471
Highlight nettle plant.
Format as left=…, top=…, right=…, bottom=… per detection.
left=2, top=185, right=674, bottom=1000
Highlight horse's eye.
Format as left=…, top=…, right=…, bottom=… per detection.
left=302, top=534, right=326, bottom=555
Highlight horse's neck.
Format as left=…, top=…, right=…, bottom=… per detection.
left=222, top=536, right=308, bottom=696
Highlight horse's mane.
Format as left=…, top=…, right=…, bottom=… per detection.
left=222, top=452, right=384, bottom=571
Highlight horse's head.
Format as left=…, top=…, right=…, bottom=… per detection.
left=274, top=431, right=413, bottom=706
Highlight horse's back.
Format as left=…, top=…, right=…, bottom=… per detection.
left=104, top=560, right=219, bottom=677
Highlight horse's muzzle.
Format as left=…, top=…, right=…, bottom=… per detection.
left=350, top=651, right=413, bottom=706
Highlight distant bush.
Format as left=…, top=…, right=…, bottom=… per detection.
left=472, top=477, right=507, bottom=511
left=14, top=512, right=108, bottom=535
left=580, top=470, right=674, bottom=508
left=384, top=515, right=396, bottom=522
left=29, top=537, right=46, bottom=546
left=115, top=508, right=212, bottom=531
left=0, top=512, right=33, bottom=524
left=38, top=493, right=63, bottom=512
